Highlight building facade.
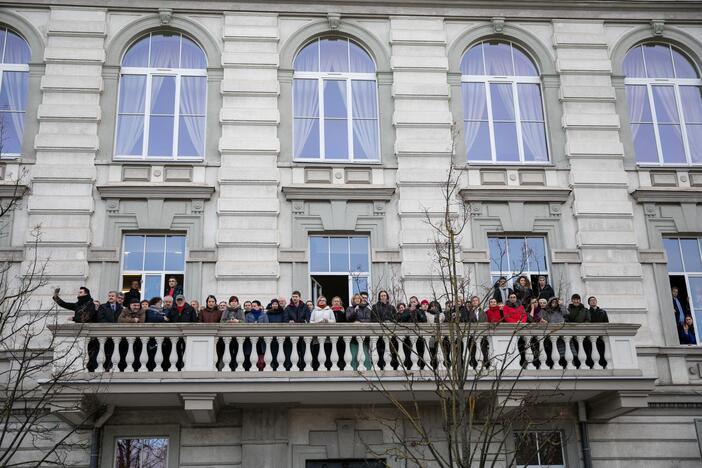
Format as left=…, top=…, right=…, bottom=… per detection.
left=1, top=0, right=702, bottom=466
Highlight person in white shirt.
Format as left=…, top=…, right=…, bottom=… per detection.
left=310, top=296, right=336, bottom=323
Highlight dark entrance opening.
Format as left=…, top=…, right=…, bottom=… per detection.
left=306, top=460, right=386, bottom=468
left=311, top=274, right=349, bottom=306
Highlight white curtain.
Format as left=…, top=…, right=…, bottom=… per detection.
left=320, top=39, right=348, bottom=73
left=149, top=34, right=180, bottom=68
left=484, top=42, right=514, bottom=76
left=116, top=74, right=146, bottom=155
left=179, top=76, right=206, bottom=157
left=293, top=79, right=319, bottom=157
left=642, top=45, right=674, bottom=78
left=461, top=44, right=485, bottom=75
left=518, top=83, right=547, bottom=161
left=623, top=47, right=646, bottom=78
left=349, top=42, right=374, bottom=73
left=653, top=86, right=684, bottom=161
left=1, top=71, right=27, bottom=151
left=180, top=37, right=207, bottom=69
left=462, top=82, right=486, bottom=156
left=681, top=86, right=702, bottom=162
left=294, top=40, right=319, bottom=72
left=626, top=85, right=648, bottom=141
left=351, top=80, right=378, bottom=159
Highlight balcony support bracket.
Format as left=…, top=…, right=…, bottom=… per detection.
left=181, top=393, right=219, bottom=424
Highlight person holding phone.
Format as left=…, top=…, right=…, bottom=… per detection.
left=52, top=286, right=97, bottom=323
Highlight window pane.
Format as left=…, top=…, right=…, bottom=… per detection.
left=643, top=44, right=675, bottom=78
left=3, top=30, right=30, bottom=64
left=461, top=44, right=484, bottom=75
left=115, top=438, right=168, bottom=468
left=352, top=276, right=369, bottom=295
left=150, top=76, right=176, bottom=115
left=663, top=238, right=683, bottom=272
left=180, top=36, right=206, bottom=69
left=117, top=75, right=146, bottom=113
left=144, top=274, right=161, bottom=301
left=465, top=121, right=491, bottom=161
left=623, top=46, right=646, bottom=77
left=350, top=237, right=369, bottom=273
left=309, top=237, right=329, bottom=272
left=330, top=237, right=349, bottom=272
left=0, top=70, right=27, bottom=108
left=148, top=115, right=174, bottom=156
left=483, top=42, right=514, bottom=75
left=0, top=111, right=24, bottom=154
left=324, top=80, right=347, bottom=118
left=673, top=49, right=698, bottom=79
left=488, top=237, right=508, bottom=273
left=115, top=439, right=141, bottom=468
left=691, top=277, right=702, bottom=311
left=294, top=118, right=320, bottom=158
left=681, top=239, right=702, bottom=272
left=626, top=85, right=652, bottom=123
left=508, top=238, right=529, bottom=272
left=178, top=116, right=205, bottom=157
left=320, top=38, right=349, bottom=73
left=293, top=79, right=319, bottom=118
left=513, top=47, right=538, bottom=76
left=149, top=33, right=180, bottom=68
left=123, top=236, right=145, bottom=271
left=515, top=432, right=539, bottom=465
left=115, top=115, right=145, bottom=155
left=526, top=237, right=547, bottom=272
left=680, top=87, right=702, bottom=124
left=294, top=39, right=319, bottom=72
left=462, top=83, right=488, bottom=120
left=324, top=119, right=349, bottom=159
left=538, top=432, right=564, bottom=465
left=687, top=124, right=702, bottom=164
left=521, top=122, right=548, bottom=162
left=349, top=41, right=375, bottom=73
left=517, top=84, right=543, bottom=121
left=493, top=122, right=519, bottom=162
left=165, top=236, right=186, bottom=271
left=353, top=119, right=378, bottom=160
left=180, top=76, right=206, bottom=115
left=144, top=236, right=165, bottom=271
left=122, top=36, right=150, bottom=67
left=490, top=83, right=515, bottom=121
left=351, top=81, right=377, bottom=118
left=631, top=123, right=658, bottom=163
left=651, top=86, right=679, bottom=123
left=659, top=124, right=686, bottom=164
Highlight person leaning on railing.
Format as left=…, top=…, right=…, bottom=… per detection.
left=168, top=294, right=198, bottom=322
left=118, top=298, right=145, bottom=323
left=53, top=286, right=97, bottom=323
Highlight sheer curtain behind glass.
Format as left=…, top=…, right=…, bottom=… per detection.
left=0, top=28, right=30, bottom=157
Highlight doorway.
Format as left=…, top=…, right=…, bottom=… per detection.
left=311, top=275, right=349, bottom=306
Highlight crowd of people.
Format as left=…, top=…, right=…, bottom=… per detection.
left=52, top=275, right=610, bottom=326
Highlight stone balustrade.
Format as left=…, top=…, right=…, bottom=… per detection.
left=50, top=323, right=641, bottom=377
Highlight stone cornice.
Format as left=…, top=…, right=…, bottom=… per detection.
left=96, top=183, right=215, bottom=200
left=630, top=187, right=702, bottom=203
left=0, top=183, right=29, bottom=198
left=281, top=184, right=395, bottom=201
left=459, top=187, right=571, bottom=203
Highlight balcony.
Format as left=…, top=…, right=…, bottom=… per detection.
left=49, top=323, right=654, bottom=423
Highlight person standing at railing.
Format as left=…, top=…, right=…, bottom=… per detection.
left=163, top=276, right=183, bottom=300
left=587, top=297, right=609, bottom=323
left=679, top=315, right=697, bottom=345
left=53, top=286, right=97, bottom=323
left=485, top=298, right=502, bottom=323
left=372, top=290, right=396, bottom=323
left=124, top=279, right=141, bottom=305
left=245, top=300, right=269, bottom=323
left=461, top=295, right=487, bottom=322
left=283, top=291, right=310, bottom=323
left=346, top=294, right=371, bottom=323
left=222, top=296, right=244, bottom=323
left=97, top=290, right=124, bottom=323
left=502, top=294, right=526, bottom=323
left=266, top=298, right=285, bottom=323
left=146, top=297, right=169, bottom=323
left=118, top=298, right=146, bottom=323
left=199, top=295, right=223, bottom=323
left=330, top=296, right=346, bottom=323
left=168, top=295, right=198, bottom=323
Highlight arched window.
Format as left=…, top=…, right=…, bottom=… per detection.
left=460, top=41, right=548, bottom=164
left=0, top=27, right=30, bottom=157
left=623, top=43, right=702, bottom=165
left=115, top=32, right=207, bottom=160
left=293, top=37, right=379, bottom=162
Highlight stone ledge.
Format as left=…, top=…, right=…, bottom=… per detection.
left=459, top=187, right=571, bottom=203
left=96, top=183, right=215, bottom=200
left=281, top=185, right=395, bottom=201
left=631, top=188, right=702, bottom=203
left=0, top=183, right=29, bottom=198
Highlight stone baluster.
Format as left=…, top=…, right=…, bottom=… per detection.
left=95, top=337, right=106, bottom=373
left=538, top=335, right=547, bottom=370
left=474, top=336, right=483, bottom=370
left=342, top=336, right=352, bottom=371
left=576, top=336, right=587, bottom=369
left=125, top=337, right=135, bottom=372
left=263, top=336, right=273, bottom=371
left=290, top=336, right=300, bottom=371
left=370, top=336, right=379, bottom=370
left=235, top=337, right=246, bottom=372
left=436, top=337, right=446, bottom=371
left=591, top=336, right=603, bottom=370
left=153, top=337, right=164, bottom=372
left=421, top=337, right=431, bottom=371
left=166, top=339, right=177, bottom=373
left=564, top=336, right=573, bottom=369
left=137, top=338, right=147, bottom=372
left=383, top=336, right=392, bottom=371
left=303, top=337, right=313, bottom=371
left=397, top=336, right=407, bottom=371
left=524, top=337, right=534, bottom=369
left=357, top=337, right=367, bottom=371
left=548, top=335, right=558, bottom=369
left=603, top=336, right=612, bottom=369
left=222, top=337, right=232, bottom=371
left=407, top=336, right=418, bottom=371
left=272, top=337, right=282, bottom=371
left=330, top=336, right=340, bottom=371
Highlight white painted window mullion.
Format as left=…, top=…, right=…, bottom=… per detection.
left=647, top=84, right=665, bottom=165
left=347, top=78, right=353, bottom=160
left=484, top=80, right=497, bottom=162
left=143, top=74, right=153, bottom=159
left=173, top=73, right=182, bottom=159
left=513, top=80, right=525, bottom=163
left=319, top=78, right=325, bottom=160
left=673, top=82, right=694, bottom=165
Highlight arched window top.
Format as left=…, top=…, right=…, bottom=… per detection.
left=122, top=32, right=206, bottom=69
left=623, top=43, right=699, bottom=79
left=0, top=27, right=30, bottom=65
left=461, top=40, right=538, bottom=77
left=294, top=37, right=375, bottom=74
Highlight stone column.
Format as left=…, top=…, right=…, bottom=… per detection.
left=217, top=13, right=280, bottom=299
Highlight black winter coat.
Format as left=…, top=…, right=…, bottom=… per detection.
left=168, top=303, right=198, bottom=322
left=55, top=295, right=96, bottom=323
left=97, top=302, right=123, bottom=323
left=283, top=302, right=310, bottom=323
left=371, top=302, right=396, bottom=322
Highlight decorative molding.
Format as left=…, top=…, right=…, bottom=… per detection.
left=327, top=13, right=342, bottom=30
left=631, top=188, right=702, bottom=204
left=551, top=249, right=582, bottom=264
left=491, top=16, right=506, bottom=34
left=159, top=8, right=173, bottom=25
left=651, top=19, right=665, bottom=36
left=96, top=183, right=215, bottom=200
left=0, top=183, right=29, bottom=198
left=459, top=187, right=571, bottom=203
left=282, top=185, right=395, bottom=201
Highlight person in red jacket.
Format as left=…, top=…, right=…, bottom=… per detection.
left=486, top=298, right=503, bottom=323
left=502, top=293, right=527, bottom=323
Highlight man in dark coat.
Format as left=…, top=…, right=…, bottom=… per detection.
left=492, top=277, right=513, bottom=304
left=672, top=286, right=690, bottom=327
left=587, top=296, right=609, bottom=323
left=123, top=280, right=141, bottom=307
left=283, top=291, right=310, bottom=323
left=163, top=277, right=184, bottom=301
left=168, top=294, right=198, bottom=322
left=371, top=290, right=396, bottom=322
left=97, top=290, right=124, bottom=323
left=53, top=286, right=97, bottom=323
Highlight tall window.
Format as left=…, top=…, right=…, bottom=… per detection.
left=461, top=41, right=548, bottom=164
left=663, top=237, right=702, bottom=345
left=488, top=236, right=549, bottom=288
left=114, top=437, right=168, bottom=468
left=515, top=431, right=565, bottom=468
left=122, top=234, right=186, bottom=300
left=115, top=32, right=207, bottom=160
left=0, top=27, right=30, bottom=157
left=293, top=37, right=379, bottom=162
left=623, top=43, right=702, bottom=165
left=309, top=235, right=370, bottom=306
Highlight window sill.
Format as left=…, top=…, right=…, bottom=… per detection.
left=292, top=159, right=382, bottom=166
left=96, top=182, right=215, bottom=200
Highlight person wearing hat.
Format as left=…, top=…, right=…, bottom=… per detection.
left=118, top=297, right=146, bottom=323
left=168, top=294, right=198, bottom=322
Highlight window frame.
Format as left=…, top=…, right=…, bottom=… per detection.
left=624, top=44, right=702, bottom=166
left=113, top=436, right=169, bottom=468
left=292, top=38, right=381, bottom=163
left=0, top=27, right=30, bottom=159
left=514, top=430, right=566, bottom=468
left=308, top=235, right=372, bottom=299
left=488, top=235, right=551, bottom=288
left=114, top=33, right=208, bottom=161
left=120, top=234, right=187, bottom=300
left=461, top=41, right=551, bottom=165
